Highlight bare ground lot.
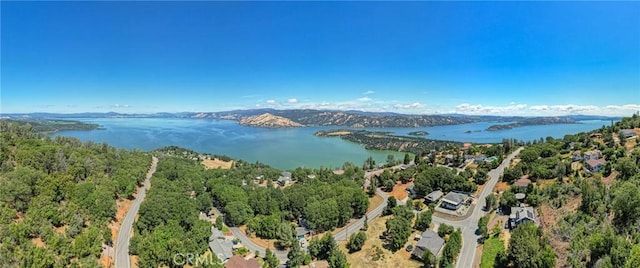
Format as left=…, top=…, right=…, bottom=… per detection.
left=201, top=158, right=234, bottom=169
left=338, top=215, right=422, bottom=268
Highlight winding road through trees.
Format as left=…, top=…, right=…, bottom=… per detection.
left=114, top=156, right=158, bottom=268
left=225, top=149, right=522, bottom=267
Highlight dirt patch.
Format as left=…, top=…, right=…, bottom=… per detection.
left=390, top=181, right=412, bottom=201
left=367, top=195, right=384, bottom=213
left=31, top=237, right=45, bottom=248
left=110, top=198, right=133, bottom=241
left=339, top=215, right=422, bottom=268
left=602, top=171, right=616, bottom=185
left=493, top=182, right=509, bottom=193
left=130, top=255, right=139, bottom=268
left=55, top=225, right=68, bottom=235
left=539, top=196, right=582, bottom=268
left=326, top=131, right=352, bottom=136
left=201, top=158, right=233, bottom=170
left=510, top=158, right=521, bottom=168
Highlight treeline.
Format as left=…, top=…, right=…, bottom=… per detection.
left=0, top=120, right=150, bottom=267
left=130, top=157, right=212, bottom=267
left=207, top=165, right=369, bottom=233
left=0, top=119, right=100, bottom=134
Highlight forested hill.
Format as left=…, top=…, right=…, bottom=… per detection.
left=1, top=119, right=100, bottom=133
left=0, top=120, right=151, bottom=267
left=493, top=113, right=640, bottom=268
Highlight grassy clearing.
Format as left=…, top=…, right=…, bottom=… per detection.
left=480, top=236, right=504, bottom=268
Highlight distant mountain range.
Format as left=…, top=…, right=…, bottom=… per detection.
left=1, top=109, right=621, bottom=128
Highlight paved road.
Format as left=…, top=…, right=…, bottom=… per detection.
left=430, top=148, right=523, bottom=268
left=114, top=156, right=158, bottom=268
left=230, top=188, right=389, bottom=264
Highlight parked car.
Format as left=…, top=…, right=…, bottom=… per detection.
left=406, top=245, right=414, bottom=252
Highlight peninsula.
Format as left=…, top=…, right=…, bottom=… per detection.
left=486, top=117, right=577, bottom=131
left=315, top=129, right=460, bottom=154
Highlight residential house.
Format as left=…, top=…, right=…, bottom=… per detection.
left=440, top=192, right=470, bottom=210
left=209, top=228, right=234, bottom=262
left=619, top=129, right=637, bottom=139
left=412, top=229, right=445, bottom=259
left=464, top=154, right=475, bottom=161
left=509, top=204, right=538, bottom=229
left=406, top=184, right=416, bottom=196
left=332, top=169, right=345, bottom=175
left=572, top=151, right=582, bottom=162
left=277, top=176, right=292, bottom=186
left=225, top=255, right=260, bottom=268
left=425, top=190, right=443, bottom=203
left=460, top=142, right=472, bottom=150
left=513, top=177, right=531, bottom=188
left=474, top=155, right=487, bottom=164
left=586, top=158, right=606, bottom=173
left=583, top=150, right=602, bottom=161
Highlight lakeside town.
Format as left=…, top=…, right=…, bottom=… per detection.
left=5, top=113, right=638, bottom=268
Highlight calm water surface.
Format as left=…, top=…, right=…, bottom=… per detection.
left=54, top=118, right=611, bottom=169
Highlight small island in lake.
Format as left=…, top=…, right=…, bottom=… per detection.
left=315, top=129, right=460, bottom=154
left=486, top=117, right=577, bottom=131
left=408, top=131, right=429, bottom=136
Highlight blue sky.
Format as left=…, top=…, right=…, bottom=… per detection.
left=2, top=1, right=639, bottom=116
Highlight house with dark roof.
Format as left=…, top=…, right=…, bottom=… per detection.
left=440, top=192, right=470, bottom=210
left=425, top=190, right=443, bottom=203
left=412, top=229, right=445, bottom=259
left=225, top=255, right=260, bottom=268
left=619, top=129, right=637, bottom=139
left=509, top=204, right=538, bottom=229
left=586, top=158, right=606, bottom=172
left=474, top=155, right=487, bottom=164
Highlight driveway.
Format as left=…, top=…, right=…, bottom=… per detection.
left=114, top=156, right=158, bottom=268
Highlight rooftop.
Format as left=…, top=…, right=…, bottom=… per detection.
left=209, top=230, right=233, bottom=261
left=442, top=191, right=468, bottom=205
left=225, top=255, right=260, bottom=268
left=413, top=229, right=445, bottom=257
left=425, top=190, right=444, bottom=202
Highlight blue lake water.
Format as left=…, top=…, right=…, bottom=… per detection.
left=53, top=118, right=611, bottom=170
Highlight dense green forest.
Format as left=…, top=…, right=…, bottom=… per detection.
left=494, top=114, right=640, bottom=268
left=128, top=146, right=369, bottom=267
left=0, top=120, right=150, bottom=267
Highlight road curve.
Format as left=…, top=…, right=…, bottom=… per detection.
left=114, top=156, right=158, bottom=268
left=230, top=187, right=390, bottom=264
left=431, top=148, right=523, bottom=268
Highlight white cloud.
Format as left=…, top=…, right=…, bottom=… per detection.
left=266, top=100, right=277, bottom=104
left=394, top=102, right=424, bottom=109
left=363, top=90, right=375, bottom=95
left=357, top=97, right=372, bottom=102
left=530, top=105, right=549, bottom=111
left=110, top=104, right=131, bottom=109
left=287, top=98, right=298, bottom=103
left=454, top=103, right=528, bottom=115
